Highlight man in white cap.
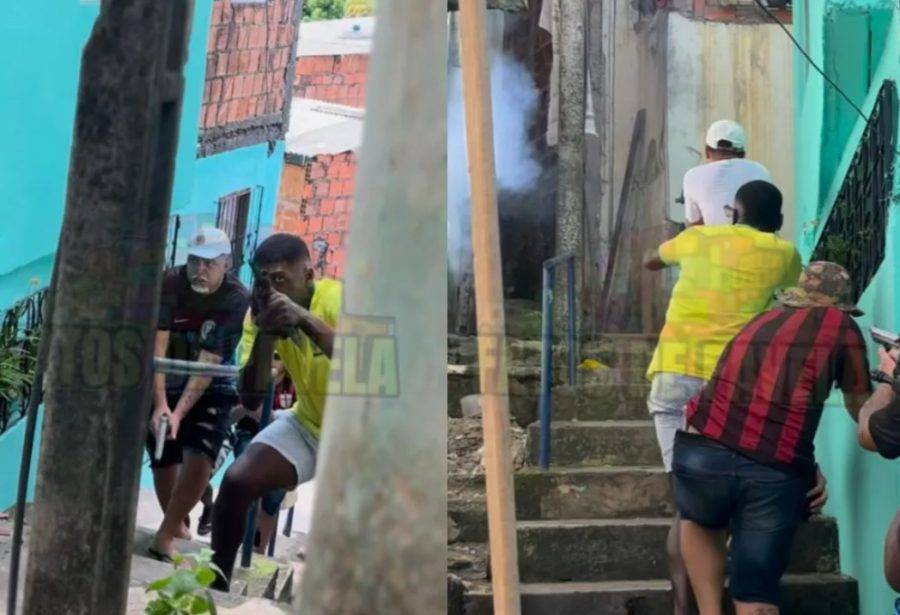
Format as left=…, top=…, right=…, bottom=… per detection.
left=146, top=225, right=250, bottom=561
left=682, top=119, right=772, bottom=226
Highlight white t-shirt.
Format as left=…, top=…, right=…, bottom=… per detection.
left=683, top=159, right=772, bottom=226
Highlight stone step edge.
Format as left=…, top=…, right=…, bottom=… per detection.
left=463, top=572, right=857, bottom=596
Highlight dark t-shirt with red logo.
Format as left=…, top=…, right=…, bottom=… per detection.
left=157, top=266, right=250, bottom=396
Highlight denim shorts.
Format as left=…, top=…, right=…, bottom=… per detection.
left=671, top=431, right=812, bottom=605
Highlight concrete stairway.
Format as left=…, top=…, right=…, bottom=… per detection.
left=448, top=335, right=860, bottom=614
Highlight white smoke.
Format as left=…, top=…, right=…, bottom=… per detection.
left=447, top=54, right=541, bottom=278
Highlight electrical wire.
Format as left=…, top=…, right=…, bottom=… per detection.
left=751, top=0, right=871, bottom=123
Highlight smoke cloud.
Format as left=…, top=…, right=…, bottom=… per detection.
left=447, top=54, right=541, bottom=278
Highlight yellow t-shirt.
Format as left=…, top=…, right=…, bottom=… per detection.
left=238, top=278, right=342, bottom=439
left=646, top=225, right=802, bottom=381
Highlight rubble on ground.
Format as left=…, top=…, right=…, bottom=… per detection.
left=448, top=417, right=527, bottom=478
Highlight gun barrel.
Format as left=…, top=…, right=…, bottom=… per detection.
left=154, top=415, right=168, bottom=461
left=870, top=327, right=900, bottom=347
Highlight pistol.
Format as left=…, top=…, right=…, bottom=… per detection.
left=871, top=327, right=900, bottom=350
left=870, top=327, right=900, bottom=394
left=251, top=267, right=305, bottom=347
left=154, top=414, right=168, bottom=461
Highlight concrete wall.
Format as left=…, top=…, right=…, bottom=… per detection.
left=0, top=0, right=287, bottom=505
left=666, top=12, right=796, bottom=240
left=0, top=0, right=215, bottom=308
left=586, top=0, right=672, bottom=334
left=794, top=2, right=900, bottom=613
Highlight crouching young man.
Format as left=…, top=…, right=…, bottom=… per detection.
left=673, top=262, right=873, bottom=614
left=210, top=233, right=341, bottom=590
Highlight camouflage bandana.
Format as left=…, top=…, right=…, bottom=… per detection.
left=775, top=261, right=863, bottom=316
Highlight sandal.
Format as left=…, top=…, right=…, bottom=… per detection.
left=147, top=546, right=174, bottom=564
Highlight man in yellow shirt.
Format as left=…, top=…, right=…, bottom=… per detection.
left=643, top=180, right=801, bottom=614
left=211, top=233, right=341, bottom=589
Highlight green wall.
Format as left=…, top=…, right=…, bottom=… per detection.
left=794, top=2, right=900, bottom=613
left=0, top=1, right=285, bottom=505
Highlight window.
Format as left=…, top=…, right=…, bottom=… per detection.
left=217, top=189, right=253, bottom=272
left=811, top=80, right=897, bottom=303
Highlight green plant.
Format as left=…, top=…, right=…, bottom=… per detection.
left=144, top=550, right=221, bottom=615
left=303, top=0, right=345, bottom=20
left=0, top=312, right=38, bottom=405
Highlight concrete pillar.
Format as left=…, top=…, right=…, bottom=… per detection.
left=555, top=0, right=585, bottom=341
left=296, top=0, right=446, bottom=612
left=23, top=2, right=193, bottom=614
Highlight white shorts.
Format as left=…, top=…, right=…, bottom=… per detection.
left=647, top=372, right=705, bottom=472
left=251, top=412, right=318, bottom=486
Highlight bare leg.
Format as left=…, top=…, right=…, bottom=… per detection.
left=254, top=510, right=278, bottom=555
left=152, top=466, right=178, bottom=510
left=211, top=443, right=297, bottom=590
left=734, top=604, right=778, bottom=615
left=669, top=514, right=699, bottom=615
left=681, top=519, right=727, bottom=615
left=152, top=452, right=214, bottom=556
left=152, top=465, right=191, bottom=540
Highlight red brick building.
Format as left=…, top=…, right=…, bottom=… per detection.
left=274, top=17, right=372, bottom=279
left=199, top=0, right=302, bottom=157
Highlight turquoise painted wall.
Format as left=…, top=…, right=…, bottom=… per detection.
left=795, top=2, right=900, bottom=613
left=0, top=0, right=217, bottom=306
left=0, top=1, right=286, bottom=503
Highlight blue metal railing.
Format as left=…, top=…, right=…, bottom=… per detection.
left=538, top=252, right=577, bottom=470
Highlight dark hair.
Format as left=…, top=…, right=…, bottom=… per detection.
left=735, top=180, right=783, bottom=233
left=252, top=233, right=311, bottom=267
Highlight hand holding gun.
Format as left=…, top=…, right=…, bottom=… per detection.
left=870, top=327, right=900, bottom=394
left=251, top=269, right=305, bottom=347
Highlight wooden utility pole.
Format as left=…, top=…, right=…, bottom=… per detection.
left=296, top=0, right=446, bottom=613
left=458, top=0, right=522, bottom=613
left=555, top=0, right=586, bottom=339
left=23, top=2, right=193, bottom=614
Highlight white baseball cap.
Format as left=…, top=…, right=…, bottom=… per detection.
left=187, top=225, right=232, bottom=259
left=706, top=119, right=747, bottom=151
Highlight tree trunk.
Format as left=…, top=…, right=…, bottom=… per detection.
left=23, top=2, right=193, bottom=614
left=555, top=0, right=585, bottom=343
left=296, top=0, right=446, bottom=612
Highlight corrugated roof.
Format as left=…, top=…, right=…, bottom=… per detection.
left=296, top=17, right=374, bottom=57
left=285, top=98, right=365, bottom=157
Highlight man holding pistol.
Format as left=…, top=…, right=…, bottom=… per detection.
left=211, top=233, right=341, bottom=589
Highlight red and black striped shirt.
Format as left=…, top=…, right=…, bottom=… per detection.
left=685, top=307, right=872, bottom=477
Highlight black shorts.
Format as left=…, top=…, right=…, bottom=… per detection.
left=147, top=392, right=235, bottom=469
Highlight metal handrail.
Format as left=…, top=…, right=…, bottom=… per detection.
left=538, top=252, right=576, bottom=470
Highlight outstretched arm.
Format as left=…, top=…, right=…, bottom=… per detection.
left=643, top=248, right=669, bottom=272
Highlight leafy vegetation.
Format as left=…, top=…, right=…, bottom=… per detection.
left=144, top=550, right=222, bottom=615
left=302, top=0, right=375, bottom=21
left=0, top=305, right=39, bottom=408
left=303, top=0, right=345, bottom=20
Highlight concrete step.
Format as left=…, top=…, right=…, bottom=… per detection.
left=516, top=517, right=840, bottom=583
left=550, top=383, right=649, bottom=422
left=448, top=365, right=544, bottom=428
left=449, top=467, right=673, bottom=541
left=462, top=574, right=859, bottom=615
left=527, top=421, right=661, bottom=467
left=449, top=376, right=651, bottom=429
left=447, top=335, right=659, bottom=369
left=133, top=526, right=292, bottom=602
